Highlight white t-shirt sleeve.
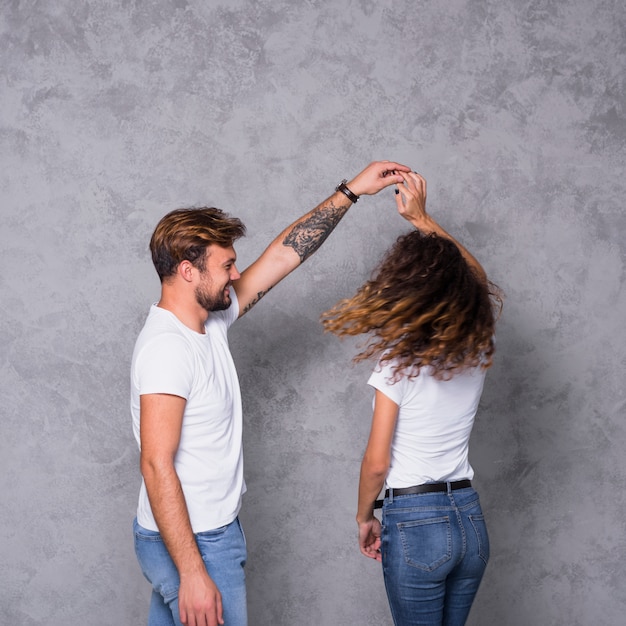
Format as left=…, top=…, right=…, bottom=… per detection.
left=367, top=361, right=405, bottom=406
left=135, top=333, right=194, bottom=399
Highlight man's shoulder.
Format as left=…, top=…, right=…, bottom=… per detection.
left=134, top=307, right=191, bottom=356
left=141, top=305, right=181, bottom=332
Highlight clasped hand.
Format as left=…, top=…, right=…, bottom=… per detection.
left=358, top=517, right=382, bottom=562
left=346, top=161, right=411, bottom=197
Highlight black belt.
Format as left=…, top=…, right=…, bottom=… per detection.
left=374, top=480, right=472, bottom=509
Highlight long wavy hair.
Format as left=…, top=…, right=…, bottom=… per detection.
left=321, top=230, right=503, bottom=381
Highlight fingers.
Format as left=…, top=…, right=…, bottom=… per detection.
left=409, top=171, right=427, bottom=198
left=179, top=590, right=222, bottom=626
left=394, top=185, right=406, bottom=211
left=378, top=161, right=411, bottom=185
left=216, top=596, right=224, bottom=625
left=379, top=160, right=411, bottom=175
left=395, top=177, right=412, bottom=205
left=379, top=170, right=406, bottom=187
left=360, top=544, right=381, bottom=560
left=408, top=170, right=426, bottom=184
left=399, top=170, right=425, bottom=187
left=396, top=172, right=426, bottom=202
left=348, top=162, right=419, bottom=196
left=359, top=528, right=381, bottom=559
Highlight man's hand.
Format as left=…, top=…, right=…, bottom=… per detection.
left=395, top=171, right=428, bottom=225
left=357, top=517, right=382, bottom=562
left=178, top=570, right=224, bottom=626
left=346, top=161, right=411, bottom=197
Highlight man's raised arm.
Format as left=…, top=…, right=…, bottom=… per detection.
left=233, top=160, right=410, bottom=316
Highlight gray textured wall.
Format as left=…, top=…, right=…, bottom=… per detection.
left=1, top=0, right=624, bottom=624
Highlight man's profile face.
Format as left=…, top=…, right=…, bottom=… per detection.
left=194, top=245, right=240, bottom=312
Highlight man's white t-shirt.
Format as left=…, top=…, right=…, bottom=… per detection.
left=131, top=291, right=245, bottom=533
left=368, top=359, right=487, bottom=489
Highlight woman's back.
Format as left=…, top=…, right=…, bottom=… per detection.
left=369, top=361, right=486, bottom=488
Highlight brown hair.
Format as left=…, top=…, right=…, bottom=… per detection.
left=150, top=207, right=246, bottom=281
left=321, top=230, right=503, bottom=381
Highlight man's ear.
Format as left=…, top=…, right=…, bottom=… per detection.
left=177, top=260, right=195, bottom=283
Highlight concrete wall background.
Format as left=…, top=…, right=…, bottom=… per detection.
left=1, top=0, right=624, bottom=624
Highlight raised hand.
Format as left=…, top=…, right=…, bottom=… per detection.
left=346, top=161, right=411, bottom=197
left=395, top=171, right=428, bottom=225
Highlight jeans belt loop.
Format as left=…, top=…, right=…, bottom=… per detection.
left=389, top=487, right=394, bottom=504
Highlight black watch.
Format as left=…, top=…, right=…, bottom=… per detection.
left=335, top=179, right=359, bottom=203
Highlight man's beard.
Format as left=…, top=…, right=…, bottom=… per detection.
left=195, top=284, right=231, bottom=312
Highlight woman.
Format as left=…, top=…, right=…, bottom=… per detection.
left=321, top=172, right=502, bottom=625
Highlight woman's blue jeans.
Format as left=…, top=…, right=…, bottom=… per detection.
left=133, top=517, right=247, bottom=626
left=381, top=486, right=489, bottom=626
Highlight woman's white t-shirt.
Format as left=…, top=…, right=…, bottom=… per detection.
left=368, top=359, right=486, bottom=488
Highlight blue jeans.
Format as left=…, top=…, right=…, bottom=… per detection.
left=133, top=517, right=248, bottom=626
left=381, top=487, right=489, bottom=626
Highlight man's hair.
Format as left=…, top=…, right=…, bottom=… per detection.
left=150, top=207, right=246, bottom=282
left=321, top=230, right=503, bottom=381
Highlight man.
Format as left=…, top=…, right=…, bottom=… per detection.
left=131, top=161, right=410, bottom=626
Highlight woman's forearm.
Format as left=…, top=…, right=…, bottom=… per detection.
left=356, top=457, right=388, bottom=524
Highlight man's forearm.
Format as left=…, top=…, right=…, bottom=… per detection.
left=143, top=463, right=205, bottom=575
left=232, top=192, right=353, bottom=317
left=143, top=463, right=223, bottom=623
left=281, top=192, right=352, bottom=263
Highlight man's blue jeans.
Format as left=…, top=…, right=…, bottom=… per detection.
left=381, top=486, right=489, bottom=626
left=133, top=517, right=247, bottom=626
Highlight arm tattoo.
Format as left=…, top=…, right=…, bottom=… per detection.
left=242, top=286, right=273, bottom=315
left=282, top=201, right=351, bottom=262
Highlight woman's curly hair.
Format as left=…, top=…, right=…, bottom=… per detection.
left=321, top=230, right=503, bottom=381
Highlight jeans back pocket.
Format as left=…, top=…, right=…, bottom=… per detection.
left=398, top=515, right=452, bottom=571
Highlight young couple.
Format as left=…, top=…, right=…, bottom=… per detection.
left=130, top=161, right=502, bottom=626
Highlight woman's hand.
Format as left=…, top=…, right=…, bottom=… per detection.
left=357, top=516, right=382, bottom=562
left=394, top=171, right=488, bottom=281
left=395, top=171, right=429, bottom=228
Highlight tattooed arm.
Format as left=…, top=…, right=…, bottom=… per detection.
left=233, top=161, right=410, bottom=317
